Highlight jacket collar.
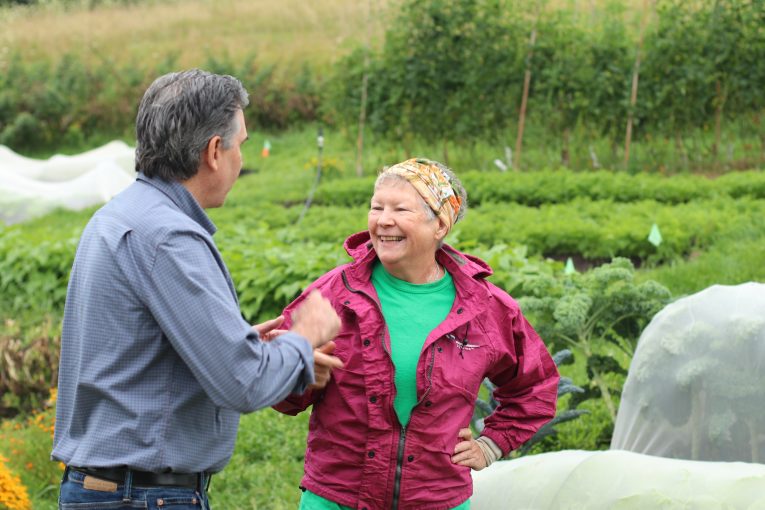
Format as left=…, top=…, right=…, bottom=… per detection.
left=342, top=231, right=493, bottom=293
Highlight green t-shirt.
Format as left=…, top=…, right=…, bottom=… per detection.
left=299, top=489, right=469, bottom=509
left=371, top=261, right=456, bottom=427
left=298, top=263, right=469, bottom=510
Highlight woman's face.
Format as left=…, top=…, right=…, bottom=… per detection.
left=368, top=180, right=447, bottom=277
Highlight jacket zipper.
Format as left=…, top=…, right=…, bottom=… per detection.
left=416, top=345, right=436, bottom=406
left=391, top=424, right=407, bottom=510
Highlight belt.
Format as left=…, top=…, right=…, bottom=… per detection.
left=72, top=467, right=204, bottom=489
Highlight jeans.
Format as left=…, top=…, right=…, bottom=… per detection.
left=59, top=467, right=211, bottom=510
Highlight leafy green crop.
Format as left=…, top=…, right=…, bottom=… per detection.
left=305, top=169, right=765, bottom=208
left=518, top=258, right=671, bottom=422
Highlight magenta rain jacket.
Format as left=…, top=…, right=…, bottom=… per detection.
left=274, top=232, right=559, bottom=510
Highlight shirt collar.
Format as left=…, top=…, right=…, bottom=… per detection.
left=136, top=172, right=217, bottom=235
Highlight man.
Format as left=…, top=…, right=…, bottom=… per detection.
left=52, top=69, right=342, bottom=509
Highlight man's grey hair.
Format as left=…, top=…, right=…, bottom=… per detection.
left=134, top=69, right=249, bottom=181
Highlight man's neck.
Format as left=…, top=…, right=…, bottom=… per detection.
left=181, top=172, right=212, bottom=209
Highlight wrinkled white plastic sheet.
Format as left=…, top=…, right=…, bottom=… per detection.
left=612, top=283, right=765, bottom=463
left=0, top=141, right=136, bottom=224
left=471, top=449, right=765, bottom=509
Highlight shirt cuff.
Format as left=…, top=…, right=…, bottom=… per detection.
left=271, top=331, right=315, bottom=393
left=476, top=436, right=503, bottom=467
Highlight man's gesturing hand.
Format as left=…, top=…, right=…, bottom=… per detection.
left=290, top=290, right=342, bottom=349
left=308, top=341, right=343, bottom=390
left=252, top=315, right=287, bottom=341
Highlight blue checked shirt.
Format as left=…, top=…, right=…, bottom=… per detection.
left=52, top=173, right=315, bottom=473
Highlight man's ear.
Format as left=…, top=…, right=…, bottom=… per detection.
left=204, top=135, right=223, bottom=171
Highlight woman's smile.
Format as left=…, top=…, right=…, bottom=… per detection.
left=367, top=180, right=446, bottom=282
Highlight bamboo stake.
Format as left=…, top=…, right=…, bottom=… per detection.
left=713, top=80, right=725, bottom=159
left=515, top=27, right=537, bottom=171
left=624, top=0, right=651, bottom=170
left=355, top=0, right=372, bottom=177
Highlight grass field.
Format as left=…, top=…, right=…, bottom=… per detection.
left=0, top=0, right=656, bottom=71
left=0, top=0, right=391, bottom=72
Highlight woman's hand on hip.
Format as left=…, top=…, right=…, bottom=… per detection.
left=451, top=428, right=488, bottom=471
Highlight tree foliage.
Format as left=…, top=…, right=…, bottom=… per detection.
left=326, top=0, right=765, bottom=152
left=329, top=0, right=524, bottom=148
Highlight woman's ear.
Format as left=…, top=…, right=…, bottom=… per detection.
left=435, top=218, right=449, bottom=240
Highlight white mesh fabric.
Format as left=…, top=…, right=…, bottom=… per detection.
left=0, top=141, right=135, bottom=224
left=611, top=282, right=765, bottom=462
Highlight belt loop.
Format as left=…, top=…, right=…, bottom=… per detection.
left=61, top=465, right=70, bottom=484
left=122, top=469, right=133, bottom=503
left=200, top=472, right=211, bottom=510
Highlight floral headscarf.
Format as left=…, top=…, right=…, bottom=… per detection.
left=382, top=158, right=463, bottom=231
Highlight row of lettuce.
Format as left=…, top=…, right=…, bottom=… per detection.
left=311, top=170, right=765, bottom=207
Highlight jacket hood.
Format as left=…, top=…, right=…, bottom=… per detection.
left=343, top=230, right=493, bottom=280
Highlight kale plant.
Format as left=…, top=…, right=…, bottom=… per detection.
left=517, top=258, right=671, bottom=422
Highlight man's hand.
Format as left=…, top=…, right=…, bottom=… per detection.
left=451, top=428, right=488, bottom=471
left=252, top=315, right=287, bottom=341
left=308, top=341, right=343, bottom=390
left=290, top=290, right=341, bottom=349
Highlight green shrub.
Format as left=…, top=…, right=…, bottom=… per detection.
left=209, top=409, right=310, bottom=508
left=326, top=0, right=524, bottom=148
left=0, top=319, right=60, bottom=417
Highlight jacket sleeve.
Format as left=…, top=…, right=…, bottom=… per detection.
left=271, top=270, right=339, bottom=415
left=480, top=306, right=559, bottom=456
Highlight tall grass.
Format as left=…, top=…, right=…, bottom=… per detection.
left=0, top=0, right=650, bottom=73
left=0, top=0, right=392, bottom=72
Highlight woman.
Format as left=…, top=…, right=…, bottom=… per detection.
left=275, top=158, right=559, bottom=510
